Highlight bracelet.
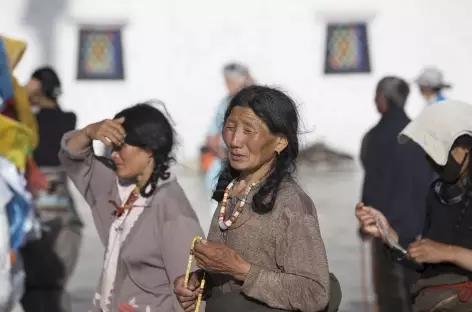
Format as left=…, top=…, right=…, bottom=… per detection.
left=184, top=236, right=206, bottom=312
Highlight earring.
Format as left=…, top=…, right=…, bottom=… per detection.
left=275, top=151, right=280, bottom=156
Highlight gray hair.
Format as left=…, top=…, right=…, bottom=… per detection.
left=223, top=62, right=251, bottom=80
left=376, top=76, right=410, bottom=109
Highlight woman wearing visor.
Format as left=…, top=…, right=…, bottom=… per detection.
left=356, top=100, right=472, bottom=311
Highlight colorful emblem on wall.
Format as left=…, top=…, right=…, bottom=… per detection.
left=324, top=23, right=371, bottom=74
left=77, top=27, right=125, bottom=80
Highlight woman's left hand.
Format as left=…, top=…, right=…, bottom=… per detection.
left=193, top=240, right=250, bottom=281
left=407, top=239, right=452, bottom=264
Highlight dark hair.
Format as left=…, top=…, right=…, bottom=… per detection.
left=420, top=86, right=449, bottom=94
left=376, top=76, right=410, bottom=109
left=31, top=66, right=62, bottom=101
left=212, top=85, right=300, bottom=214
left=114, top=102, right=175, bottom=198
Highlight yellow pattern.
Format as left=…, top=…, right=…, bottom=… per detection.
left=0, top=114, right=34, bottom=172
left=1, top=35, right=39, bottom=150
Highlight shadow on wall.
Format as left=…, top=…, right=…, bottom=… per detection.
left=22, top=0, right=69, bottom=65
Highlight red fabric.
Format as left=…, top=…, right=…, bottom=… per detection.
left=421, top=281, right=472, bottom=303
left=1, top=98, right=17, bottom=119
left=108, top=189, right=140, bottom=217
left=25, top=157, right=48, bottom=193
left=119, top=303, right=135, bottom=312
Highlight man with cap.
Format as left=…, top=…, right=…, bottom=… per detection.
left=20, top=66, right=83, bottom=312
left=415, top=67, right=451, bottom=105
left=357, top=100, right=472, bottom=311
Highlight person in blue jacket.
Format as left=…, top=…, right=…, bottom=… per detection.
left=415, top=67, right=451, bottom=105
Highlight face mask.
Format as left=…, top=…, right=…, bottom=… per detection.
left=430, top=153, right=468, bottom=184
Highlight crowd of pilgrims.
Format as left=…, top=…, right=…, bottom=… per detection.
left=1, top=33, right=471, bottom=312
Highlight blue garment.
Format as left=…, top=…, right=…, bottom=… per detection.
left=205, top=96, right=230, bottom=196
left=6, top=187, right=30, bottom=252
left=0, top=38, right=14, bottom=112
left=207, top=96, right=231, bottom=138
left=427, top=93, right=446, bottom=105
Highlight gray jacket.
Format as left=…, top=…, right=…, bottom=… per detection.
left=59, top=131, right=204, bottom=312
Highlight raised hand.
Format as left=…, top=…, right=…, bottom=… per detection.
left=84, top=117, right=126, bottom=147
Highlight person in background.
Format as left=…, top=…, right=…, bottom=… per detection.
left=20, top=66, right=83, bottom=312
left=415, top=67, right=451, bottom=105
left=360, top=77, right=433, bottom=312
left=204, top=63, right=254, bottom=203
left=357, top=100, right=472, bottom=311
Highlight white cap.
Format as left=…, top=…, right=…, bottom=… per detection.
left=415, top=67, right=451, bottom=89
left=398, top=100, right=472, bottom=165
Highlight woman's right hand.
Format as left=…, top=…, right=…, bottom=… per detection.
left=355, top=202, right=397, bottom=243
left=83, top=117, right=126, bottom=147
left=173, top=273, right=200, bottom=312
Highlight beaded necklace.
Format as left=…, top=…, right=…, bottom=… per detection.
left=218, top=179, right=258, bottom=231
left=184, top=236, right=206, bottom=312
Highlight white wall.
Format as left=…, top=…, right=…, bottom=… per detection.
left=1, top=0, right=472, bottom=163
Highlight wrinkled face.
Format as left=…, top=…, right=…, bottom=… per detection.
left=111, top=144, right=154, bottom=180
left=222, top=106, right=287, bottom=172
left=25, top=78, right=43, bottom=106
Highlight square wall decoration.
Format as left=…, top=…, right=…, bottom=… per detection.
left=324, top=22, right=371, bottom=74
left=77, top=27, right=125, bottom=80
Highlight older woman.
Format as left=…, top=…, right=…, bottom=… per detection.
left=356, top=100, right=472, bottom=311
left=175, top=86, right=335, bottom=312
left=59, top=102, right=204, bottom=312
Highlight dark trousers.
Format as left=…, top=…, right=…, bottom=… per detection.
left=21, top=289, right=69, bottom=312
left=372, top=238, right=419, bottom=312
left=20, top=218, right=82, bottom=312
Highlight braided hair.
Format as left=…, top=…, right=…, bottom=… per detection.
left=114, top=101, right=175, bottom=198
left=212, top=85, right=300, bottom=214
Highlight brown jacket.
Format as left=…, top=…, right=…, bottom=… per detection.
left=206, top=177, right=330, bottom=311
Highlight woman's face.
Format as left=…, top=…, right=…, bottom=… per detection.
left=222, top=106, right=287, bottom=172
left=25, top=78, right=43, bottom=107
left=111, top=144, right=154, bottom=180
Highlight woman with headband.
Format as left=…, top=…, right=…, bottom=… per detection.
left=59, top=102, right=204, bottom=312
